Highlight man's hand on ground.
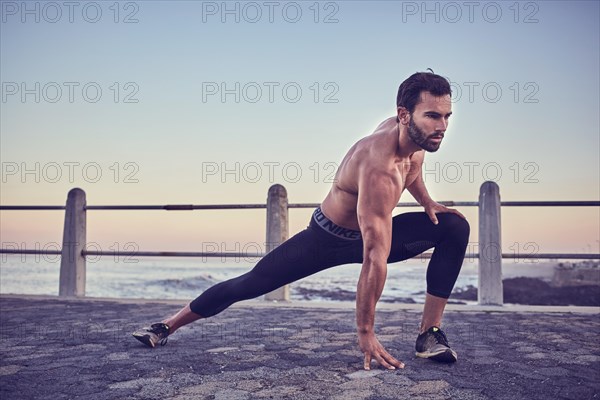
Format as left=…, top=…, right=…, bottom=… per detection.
left=357, top=331, right=404, bottom=370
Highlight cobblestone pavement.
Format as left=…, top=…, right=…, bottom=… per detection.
left=1, top=296, right=599, bottom=400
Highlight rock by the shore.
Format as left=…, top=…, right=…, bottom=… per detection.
left=293, top=287, right=357, bottom=302
left=292, top=276, right=599, bottom=306
left=452, top=277, right=600, bottom=306
left=293, top=287, right=419, bottom=303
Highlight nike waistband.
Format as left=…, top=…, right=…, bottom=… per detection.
left=312, top=207, right=362, bottom=241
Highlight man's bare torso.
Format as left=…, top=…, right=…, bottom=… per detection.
left=320, top=117, right=424, bottom=230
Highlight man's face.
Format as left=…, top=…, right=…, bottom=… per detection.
left=407, top=92, right=452, bottom=153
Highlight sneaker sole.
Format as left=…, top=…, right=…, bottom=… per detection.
left=415, top=348, right=457, bottom=363
left=132, top=333, right=156, bottom=348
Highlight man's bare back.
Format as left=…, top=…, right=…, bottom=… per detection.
left=320, top=117, right=424, bottom=230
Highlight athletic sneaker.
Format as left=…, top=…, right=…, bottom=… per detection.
left=415, top=326, right=457, bottom=363
left=132, top=323, right=170, bottom=348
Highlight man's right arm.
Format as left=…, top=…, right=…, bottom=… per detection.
left=355, top=167, right=404, bottom=370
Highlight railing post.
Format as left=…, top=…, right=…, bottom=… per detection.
left=264, top=184, right=290, bottom=301
left=59, top=188, right=86, bottom=297
left=478, top=181, right=503, bottom=305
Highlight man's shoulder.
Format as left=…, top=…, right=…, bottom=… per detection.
left=339, top=117, right=399, bottom=176
left=352, top=134, right=397, bottom=167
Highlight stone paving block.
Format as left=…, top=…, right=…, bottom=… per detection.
left=0, top=365, right=22, bottom=376
left=409, top=379, right=451, bottom=394
left=214, top=388, right=251, bottom=400
left=345, top=369, right=385, bottom=379
left=206, top=346, right=240, bottom=353
left=234, top=379, right=264, bottom=392
left=105, top=351, right=131, bottom=361
left=108, top=377, right=165, bottom=390
left=253, top=384, right=303, bottom=398
left=379, top=371, right=414, bottom=386
left=444, top=388, right=489, bottom=400
left=331, top=389, right=373, bottom=400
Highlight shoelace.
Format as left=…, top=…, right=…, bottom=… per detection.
left=150, top=323, right=170, bottom=346
left=159, top=324, right=170, bottom=346
left=430, top=328, right=450, bottom=347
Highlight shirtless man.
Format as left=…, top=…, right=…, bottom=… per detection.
left=133, top=71, right=470, bottom=370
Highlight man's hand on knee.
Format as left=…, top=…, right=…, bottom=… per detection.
left=423, top=200, right=466, bottom=225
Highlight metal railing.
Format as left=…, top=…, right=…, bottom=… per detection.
left=1, top=182, right=599, bottom=305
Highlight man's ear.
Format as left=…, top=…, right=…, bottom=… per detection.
left=397, top=107, right=410, bottom=125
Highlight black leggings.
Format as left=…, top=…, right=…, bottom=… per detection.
left=190, top=210, right=470, bottom=317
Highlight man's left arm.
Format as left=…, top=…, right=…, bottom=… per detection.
left=407, top=172, right=434, bottom=208
left=406, top=154, right=466, bottom=224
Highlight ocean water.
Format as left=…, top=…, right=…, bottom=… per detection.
left=0, top=254, right=559, bottom=303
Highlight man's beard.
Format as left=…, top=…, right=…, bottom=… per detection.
left=407, top=117, right=441, bottom=152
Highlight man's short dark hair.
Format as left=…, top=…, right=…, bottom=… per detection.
left=396, top=70, right=452, bottom=114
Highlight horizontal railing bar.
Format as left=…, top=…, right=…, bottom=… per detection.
left=0, top=249, right=62, bottom=255
left=289, top=202, right=481, bottom=208
left=82, top=250, right=267, bottom=258
left=79, top=251, right=445, bottom=259
left=1, top=201, right=598, bottom=212
left=0, top=206, right=66, bottom=210
left=500, top=201, right=600, bottom=207
left=501, top=253, right=600, bottom=259
left=0, top=249, right=439, bottom=258
left=85, top=204, right=268, bottom=210
left=2, top=249, right=599, bottom=260
left=288, top=203, right=321, bottom=208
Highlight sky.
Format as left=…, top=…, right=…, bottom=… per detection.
left=1, top=0, right=599, bottom=258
